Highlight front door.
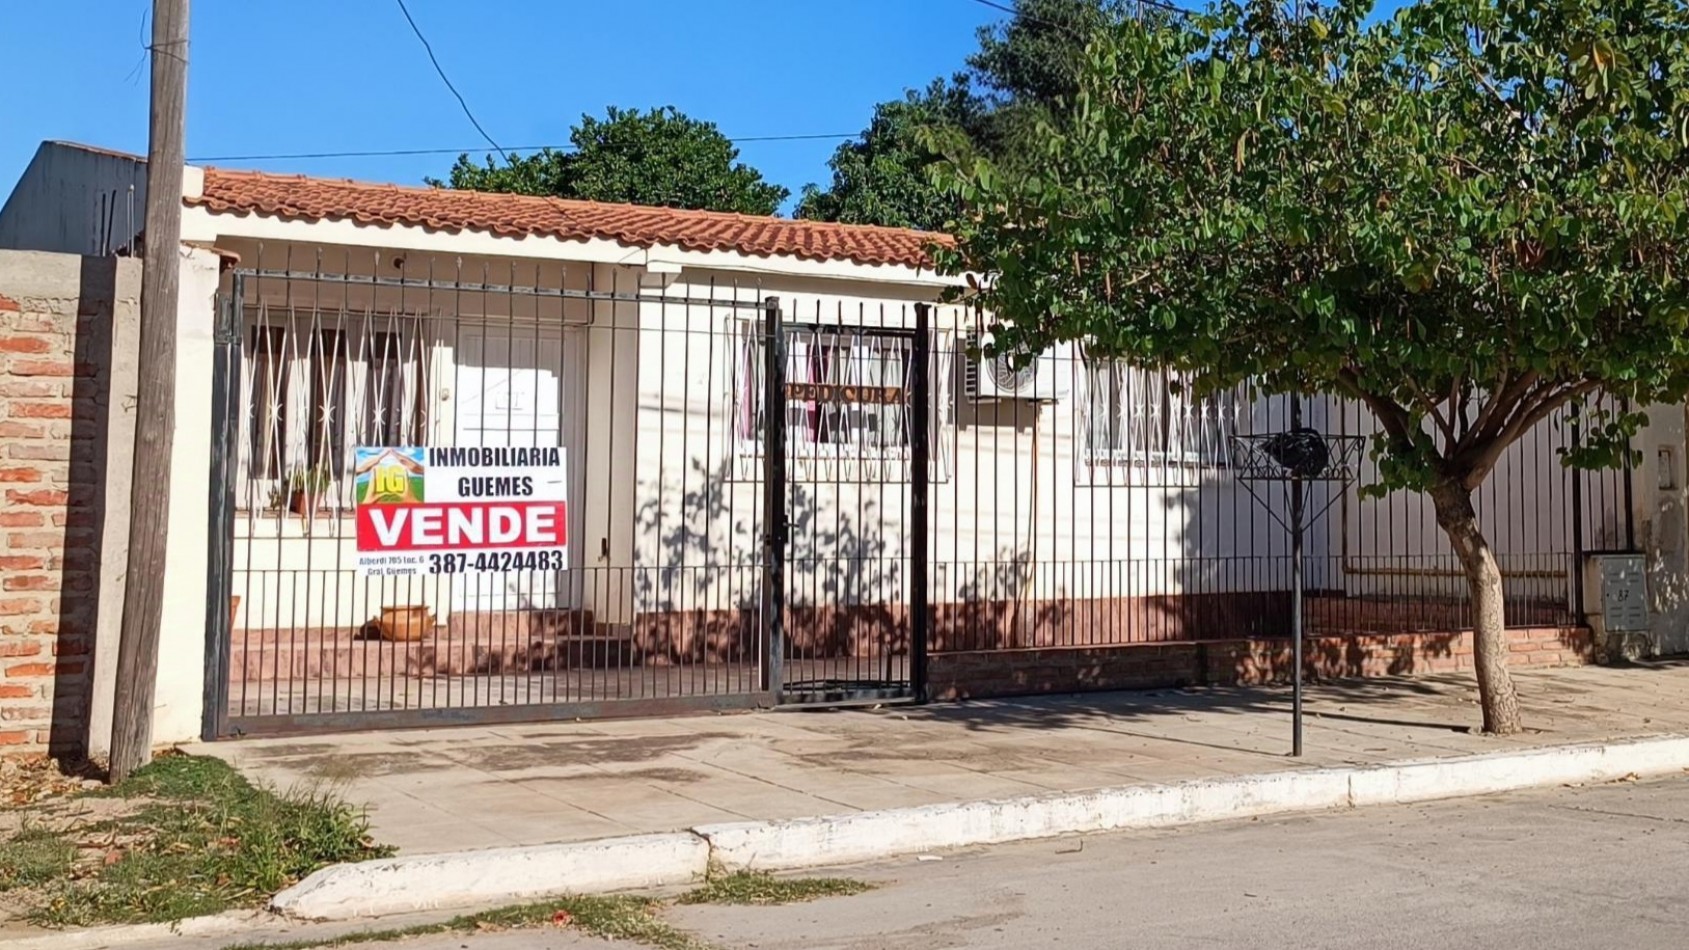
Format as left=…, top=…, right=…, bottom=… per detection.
left=450, top=325, right=584, bottom=613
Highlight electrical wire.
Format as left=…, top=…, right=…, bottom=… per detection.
left=392, top=0, right=507, bottom=161
left=200, top=1, right=1208, bottom=166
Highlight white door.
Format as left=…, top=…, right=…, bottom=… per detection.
left=451, top=326, right=585, bottom=613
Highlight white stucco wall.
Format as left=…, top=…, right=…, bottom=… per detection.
left=147, top=245, right=225, bottom=743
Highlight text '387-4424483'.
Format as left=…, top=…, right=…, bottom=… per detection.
left=352, top=446, right=569, bottom=577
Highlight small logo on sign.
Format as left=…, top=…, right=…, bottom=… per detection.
left=355, top=447, right=426, bottom=505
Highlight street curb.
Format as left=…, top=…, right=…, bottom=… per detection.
left=268, top=832, right=710, bottom=922
left=696, top=766, right=1355, bottom=871
left=0, top=911, right=271, bottom=950
left=262, top=733, right=1689, bottom=921
left=20, top=734, right=1679, bottom=937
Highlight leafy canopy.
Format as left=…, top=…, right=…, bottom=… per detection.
left=801, top=1, right=1147, bottom=227
left=936, top=0, right=1689, bottom=493
left=431, top=106, right=789, bottom=215
left=797, top=78, right=991, bottom=231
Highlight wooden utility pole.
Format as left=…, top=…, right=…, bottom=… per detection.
left=109, top=0, right=189, bottom=783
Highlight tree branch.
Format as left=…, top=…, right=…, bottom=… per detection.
left=1454, top=380, right=1600, bottom=488
left=1463, top=369, right=1539, bottom=452
left=1407, top=375, right=1457, bottom=448
left=1343, top=368, right=1417, bottom=450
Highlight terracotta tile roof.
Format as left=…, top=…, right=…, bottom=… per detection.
left=190, top=168, right=951, bottom=269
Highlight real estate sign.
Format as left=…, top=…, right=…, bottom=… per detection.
left=353, top=446, right=569, bottom=577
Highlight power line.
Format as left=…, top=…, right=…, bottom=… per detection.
left=188, top=132, right=859, bottom=164
left=392, top=0, right=507, bottom=161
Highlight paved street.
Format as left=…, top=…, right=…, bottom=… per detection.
left=312, top=774, right=1689, bottom=950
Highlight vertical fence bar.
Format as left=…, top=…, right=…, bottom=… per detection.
left=1622, top=398, right=1638, bottom=551
left=911, top=304, right=932, bottom=701
left=761, top=297, right=787, bottom=698
left=201, top=277, right=242, bottom=740
left=1289, top=394, right=1304, bottom=758
left=1571, top=409, right=1587, bottom=624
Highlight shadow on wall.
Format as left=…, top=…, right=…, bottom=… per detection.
left=633, top=455, right=917, bottom=664
left=49, top=258, right=130, bottom=757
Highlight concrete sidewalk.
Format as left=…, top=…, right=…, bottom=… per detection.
left=190, top=662, right=1689, bottom=856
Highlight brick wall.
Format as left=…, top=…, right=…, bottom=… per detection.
left=0, top=253, right=138, bottom=756
left=928, top=626, right=1595, bottom=701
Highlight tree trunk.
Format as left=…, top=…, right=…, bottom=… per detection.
left=1430, top=481, right=1523, bottom=734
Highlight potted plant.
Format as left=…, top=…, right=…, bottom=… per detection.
left=286, top=465, right=334, bottom=519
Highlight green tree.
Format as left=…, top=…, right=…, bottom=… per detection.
left=936, top=0, right=1689, bottom=734
left=796, top=78, right=989, bottom=231
left=431, top=106, right=789, bottom=215
left=801, top=1, right=1158, bottom=229
left=966, top=0, right=1148, bottom=149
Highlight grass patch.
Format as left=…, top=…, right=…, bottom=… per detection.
left=220, top=895, right=710, bottom=950
left=0, top=827, right=76, bottom=891
left=7, top=754, right=390, bottom=928
left=679, top=869, right=874, bottom=906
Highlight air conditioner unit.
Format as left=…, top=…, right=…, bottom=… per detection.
left=963, top=330, right=1072, bottom=402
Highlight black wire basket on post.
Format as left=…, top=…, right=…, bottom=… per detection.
left=1228, top=421, right=1366, bottom=756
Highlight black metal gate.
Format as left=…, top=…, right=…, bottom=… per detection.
left=202, top=254, right=820, bottom=738
left=760, top=300, right=931, bottom=706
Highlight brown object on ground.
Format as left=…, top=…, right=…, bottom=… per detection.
left=360, top=606, right=437, bottom=643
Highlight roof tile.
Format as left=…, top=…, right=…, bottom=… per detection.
left=191, top=169, right=951, bottom=269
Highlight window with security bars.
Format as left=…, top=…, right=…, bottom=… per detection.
left=1077, top=358, right=1247, bottom=469
left=239, top=310, right=431, bottom=510
left=732, top=322, right=950, bottom=480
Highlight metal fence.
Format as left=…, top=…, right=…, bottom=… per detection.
left=202, top=246, right=1633, bottom=737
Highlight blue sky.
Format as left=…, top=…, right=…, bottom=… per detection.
left=1, top=0, right=1011, bottom=213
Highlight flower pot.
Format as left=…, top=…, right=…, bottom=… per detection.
left=288, top=490, right=325, bottom=519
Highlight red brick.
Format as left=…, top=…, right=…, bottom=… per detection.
left=0, top=598, right=44, bottom=616
left=8, top=360, right=74, bottom=377
left=0, top=555, right=45, bottom=571
left=4, top=662, right=55, bottom=678
left=0, top=336, right=52, bottom=355
left=26, top=620, right=56, bottom=635
left=0, top=640, right=42, bottom=658
left=0, top=424, right=46, bottom=442
left=0, top=379, right=63, bottom=398
left=0, top=684, right=35, bottom=699
left=0, top=707, right=52, bottom=722
left=5, top=533, right=66, bottom=552
left=0, top=731, right=31, bottom=745
left=8, top=489, right=68, bottom=506
left=7, top=316, right=58, bottom=334
left=9, top=402, right=73, bottom=420
left=0, top=295, right=19, bottom=312
left=0, top=467, right=41, bottom=484
left=0, top=512, right=45, bottom=528
left=3, top=574, right=56, bottom=591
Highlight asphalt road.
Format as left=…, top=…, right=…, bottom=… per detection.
left=141, top=775, right=1688, bottom=950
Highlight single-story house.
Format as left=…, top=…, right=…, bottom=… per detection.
left=2, top=140, right=1682, bottom=748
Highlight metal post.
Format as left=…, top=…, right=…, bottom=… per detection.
left=1290, top=396, right=1305, bottom=757
left=1621, top=398, right=1637, bottom=551
left=1570, top=412, right=1586, bottom=623
left=199, top=277, right=240, bottom=740
left=761, top=297, right=787, bottom=700
left=911, top=305, right=932, bottom=701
